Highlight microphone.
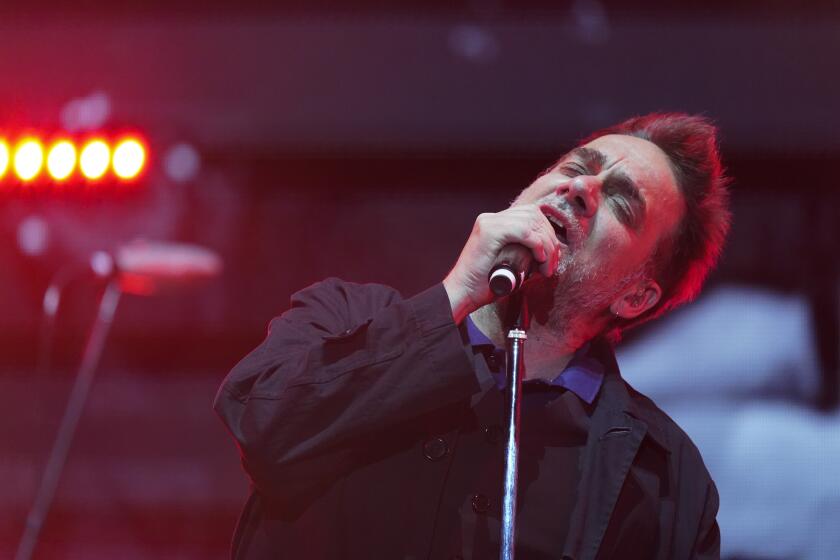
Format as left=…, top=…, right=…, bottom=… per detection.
left=488, top=244, right=533, bottom=297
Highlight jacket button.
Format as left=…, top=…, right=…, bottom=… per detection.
left=471, top=493, right=490, bottom=514
left=423, top=437, right=448, bottom=461
left=486, top=352, right=500, bottom=370
left=483, top=425, right=503, bottom=444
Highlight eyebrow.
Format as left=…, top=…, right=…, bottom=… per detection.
left=566, top=147, right=607, bottom=173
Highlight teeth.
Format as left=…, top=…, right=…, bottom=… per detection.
left=547, top=215, right=568, bottom=244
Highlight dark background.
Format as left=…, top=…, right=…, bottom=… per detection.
left=1, top=2, right=838, bottom=558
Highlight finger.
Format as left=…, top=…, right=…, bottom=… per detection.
left=496, top=207, right=557, bottom=275
left=541, top=244, right=561, bottom=278
left=538, top=239, right=557, bottom=278
left=517, top=230, right=552, bottom=276
left=533, top=213, right=560, bottom=277
left=524, top=231, right=548, bottom=264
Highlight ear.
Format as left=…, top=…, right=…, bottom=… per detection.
left=610, top=280, right=662, bottom=320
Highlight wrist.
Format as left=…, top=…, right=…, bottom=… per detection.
left=442, top=276, right=475, bottom=325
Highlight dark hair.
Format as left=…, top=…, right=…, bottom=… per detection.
left=583, top=113, right=731, bottom=334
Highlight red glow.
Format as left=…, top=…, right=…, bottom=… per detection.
left=0, top=139, right=9, bottom=180
left=0, top=128, right=151, bottom=188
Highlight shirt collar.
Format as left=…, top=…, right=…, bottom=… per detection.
left=465, top=314, right=604, bottom=404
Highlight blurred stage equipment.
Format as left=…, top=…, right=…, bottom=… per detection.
left=15, top=241, right=222, bottom=560
left=0, top=131, right=148, bottom=187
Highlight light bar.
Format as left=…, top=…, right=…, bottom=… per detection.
left=0, top=131, right=148, bottom=187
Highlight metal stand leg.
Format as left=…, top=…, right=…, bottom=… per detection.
left=500, top=294, right=528, bottom=560
left=15, top=280, right=122, bottom=560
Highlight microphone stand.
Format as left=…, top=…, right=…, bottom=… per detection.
left=15, top=242, right=221, bottom=560
left=500, top=290, right=528, bottom=560
left=15, top=280, right=122, bottom=560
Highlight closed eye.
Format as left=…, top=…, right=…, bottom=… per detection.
left=609, top=198, right=634, bottom=227
left=603, top=172, right=645, bottom=230
left=559, top=163, right=588, bottom=177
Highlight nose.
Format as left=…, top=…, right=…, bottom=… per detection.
left=557, top=175, right=600, bottom=218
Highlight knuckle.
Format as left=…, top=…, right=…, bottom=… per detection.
left=472, top=215, right=487, bottom=234
left=474, top=212, right=492, bottom=229
left=510, top=222, right=529, bottom=239
left=522, top=230, right=538, bottom=245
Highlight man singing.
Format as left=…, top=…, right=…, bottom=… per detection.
left=215, top=113, right=730, bottom=559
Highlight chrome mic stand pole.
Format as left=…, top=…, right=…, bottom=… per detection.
left=500, top=291, right=528, bottom=560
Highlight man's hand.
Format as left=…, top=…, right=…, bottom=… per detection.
left=443, top=205, right=561, bottom=324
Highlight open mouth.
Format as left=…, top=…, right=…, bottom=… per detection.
left=547, top=215, right=569, bottom=245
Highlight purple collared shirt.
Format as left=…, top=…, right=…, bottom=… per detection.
left=465, top=315, right=605, bottom=404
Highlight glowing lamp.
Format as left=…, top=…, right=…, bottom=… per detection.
left=112, top=138, right=146, bottom=180
left=79, top=139, right=110, bottom=180
left=0, top=140, right=9, bottom=179
left=47, top=140, right=77, bottom=181
left=14, top=138, right=44, bottom=182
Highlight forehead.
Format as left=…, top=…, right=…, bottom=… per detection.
left=579, top=134, right=675, bottom=186
left=580, top=134, right=684, bottom=226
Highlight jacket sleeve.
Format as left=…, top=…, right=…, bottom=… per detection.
left=213, top=278, right=485, bottom=505
left=691, top=478, right=721, bottom=559
left=666, top=424, right=721, bottom=560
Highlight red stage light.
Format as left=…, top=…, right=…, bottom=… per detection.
left=79, top=139, right=110, bottom=180
left=14, top=138, right=44, bottom=182
left=112, top=137, right=146, bottom=180
left=0, top=139, right=9, bottom=180
left=0, top=129, right=150, bottom=188
left=46, top=140, right=77, bottom=181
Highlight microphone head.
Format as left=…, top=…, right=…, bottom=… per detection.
left=489, top=265, right=521, bottom=297
left=487, top=243, right=532, bottom=298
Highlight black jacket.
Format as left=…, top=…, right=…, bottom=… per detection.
left=215, top=278, right=720, bottom=559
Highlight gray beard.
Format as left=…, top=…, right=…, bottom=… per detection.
left=519, top=252, right=640, bottom=342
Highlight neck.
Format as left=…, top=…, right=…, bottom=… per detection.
left=470, top=297, right=595, bottom=382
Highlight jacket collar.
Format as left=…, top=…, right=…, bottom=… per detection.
left=589, top=338, right=670, bottom=452
left=464, top=315, right=605, bottom=405
left=561, top=338, right=671, bottom=560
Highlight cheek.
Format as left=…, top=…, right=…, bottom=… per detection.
left=585, top=221, right=642, bottom=272
left=592, top=216, right=632, bottom=251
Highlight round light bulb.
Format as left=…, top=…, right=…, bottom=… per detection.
left=47, top=140, right=77, bottom=181
left=112, top=138, right=146, bottom=180
left=14, top=138, right=45, bottom=182
left=80, top=139, right=110, bottom=180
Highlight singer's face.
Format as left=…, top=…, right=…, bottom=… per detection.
left=512, top=134, right=684, bottom=311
